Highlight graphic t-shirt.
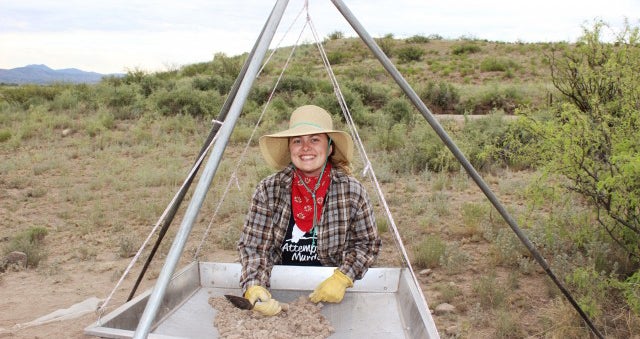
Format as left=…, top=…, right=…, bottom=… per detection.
left=280, top=214, right=321, bottom=266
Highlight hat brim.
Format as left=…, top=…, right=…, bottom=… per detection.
left=259, top=124, right=354, bottom=170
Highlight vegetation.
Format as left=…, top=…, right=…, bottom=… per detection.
left=1, top=20, right=639, bottom=338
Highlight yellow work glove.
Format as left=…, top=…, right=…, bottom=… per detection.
left=244, top=285, right=282, bottom=316
left=253, top=299, right=282, bottom=316
left=309, top=269, right=353, bottom=303
left=244, top=285, right=271, bottom=304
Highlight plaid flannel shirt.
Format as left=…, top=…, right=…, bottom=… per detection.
left=238, top=164, right=381, bottom=290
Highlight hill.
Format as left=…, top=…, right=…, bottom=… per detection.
left=0, top=64, right=119, bottom=85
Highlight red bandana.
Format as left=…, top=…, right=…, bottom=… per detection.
left=291, top=162, right=332, bottom=233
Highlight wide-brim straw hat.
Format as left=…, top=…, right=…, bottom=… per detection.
left=259, top=105, right=354, bottom=170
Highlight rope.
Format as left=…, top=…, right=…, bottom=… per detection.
left=306, top=12, right=429, bottom=307
left=96, top=121, right=223, bottom=321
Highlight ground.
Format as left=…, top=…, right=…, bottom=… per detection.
left=0, top=115, right=605, bottom=338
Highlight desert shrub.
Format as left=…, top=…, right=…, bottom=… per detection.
left=327, top=51, right=348, bottom=65
left=414, top=235, right=446, bottom=269
left=3, top=226, right=49, bottom=267
left=211, top=52, right=242, bottom=78
left=0, top=129, right=11, bottom=143
left=311, top=88, right=363, bottom=123
left=181, top=61, right=213, bottom=77
left=374, top=122, right=407, bottom=152
left=192, top=75, right=233, bottom=95
left=104, top=83, right=138, bottom=109
left=117, top=235, right=137, bottom=258
left=440, top=241, right=470, bottom=274
left=382, top=97, right=414, bottom=126
left=480, top=57, right=519, bottom=72
left=565, top=267, right=609, bottom=318
left=152, top=86, right=221, bottom=117
left=375, top=37, right=394, bottom=58
left=473, top=271, right=507, bottom=308
left=536, top=20, right=640, bottom=261
left=461, top=202, right=487, bottom=236
left=50, top=89, right=79, bottom=110
left=397, top=46, right=425, bottom=63
left=493, top=112, right=547, bottom=170
left=458, top=85, right=524, bottom=114
left=326, top=30, right=344, bottom=40
left=452, top=42, right=481, bottom=55
left=395, top=122, right=457, bottom=173
left=457, top=112, right=513, bottom=170
left=0, top=84, right=62, bottom=109
left=620, top=271, right=640, bottom=315
left=406, top=34, right=430, bottom=44
left=418, top=81, right=460, bottom=114
left=136, top=75, right=162, bottom=97
left=275, top=75, right=316, bottom=95
left=347, top=80, right=390, bottom=110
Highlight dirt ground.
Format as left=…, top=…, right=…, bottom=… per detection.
left=0, top=115, right=599, bottom=338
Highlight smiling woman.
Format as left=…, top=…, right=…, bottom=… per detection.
left=238, top=104, right=381, bottom=316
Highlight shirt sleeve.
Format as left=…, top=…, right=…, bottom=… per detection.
left=338, top=179, right=382, bottom=281
left=238, top=180, right=276, bottom=290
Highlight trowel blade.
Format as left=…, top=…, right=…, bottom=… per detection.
left=224, top=294, right=253, bottom=310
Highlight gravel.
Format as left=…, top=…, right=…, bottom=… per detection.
left=209, top=295, right=334, bottom=339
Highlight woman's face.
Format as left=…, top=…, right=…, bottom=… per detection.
left=289, top=133, right=332, bottom=177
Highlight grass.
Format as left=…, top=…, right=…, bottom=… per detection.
left=3, top=226, right=49, bottom=267
left=413, top=235, right=447, bottom=269
left=1, top=36, right=639, bottom=337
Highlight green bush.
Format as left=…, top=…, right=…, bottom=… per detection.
left=327, top=51, right=348, bottom=65
left=347, top=81, right=390, bottom=110
left=406, top=34, right=430, bottom=44
left=458, top=85, right=524, bottom=114
left=211, top=52, right=242, bottom=78
left=536, top=20, right=640, bottom=260
left=326, top=30, right=344, bottom=40
left=275, top=76, right=316, bottom=95
left=621, top=271, right=640, bottom=315
left=3, top=226, right=49, bottom=267
left=382, top=97, right=414, bottom=126
left=104, top=84, right=138, bottom=108
left=0, top=129, right=11, bottom=142
left=50, top=89, right=79, bottom=110
left=192, top=75, right=233, bottom=95
left=152, top=86, right=221, bottom=117
left=414, top=236, right=446, bottom=269
left=418, top=81, right=460, bottom=114
left=181, top=61, right=213, bottom=77
left=375, top=37, right=394, bottom=58
left=480, top=57, right=519, bottom=72
left=0, top=84, right=63, bottom=109
left=397, top=46, right=425, bottom=63
left=452, top=42, right=482, bottom=55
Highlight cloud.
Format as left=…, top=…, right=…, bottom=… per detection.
left=0, top=0, right=638, bottom=73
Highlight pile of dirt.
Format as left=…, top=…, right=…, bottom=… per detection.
left=209, top=296, right=334, bottom=339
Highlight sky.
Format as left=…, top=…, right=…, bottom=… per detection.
left=1, top=0, right=638, bottom=74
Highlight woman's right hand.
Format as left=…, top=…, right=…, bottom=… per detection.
left=244, top=285, right=282, bottom=316
left=244, top=285, right=271, bottom=304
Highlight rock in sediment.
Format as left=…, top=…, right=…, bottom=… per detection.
left=419, top=268, right=432, bottom=276
left=5, top=251, right=28, bottom=269
left=434, top=303, right=456, bottom=315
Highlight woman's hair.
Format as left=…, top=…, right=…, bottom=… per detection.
left=330, top=152, right=352, bottom=175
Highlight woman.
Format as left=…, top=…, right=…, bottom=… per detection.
left=237, top=105, right=381, bottom=316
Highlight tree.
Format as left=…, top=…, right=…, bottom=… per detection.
left=540, top=20, right=640, bottom=261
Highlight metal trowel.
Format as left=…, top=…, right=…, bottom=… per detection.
left=224, top=294, right=289, bottom=311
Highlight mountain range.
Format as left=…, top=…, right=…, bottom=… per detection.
left=0, top=64, right=120, bottom=85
